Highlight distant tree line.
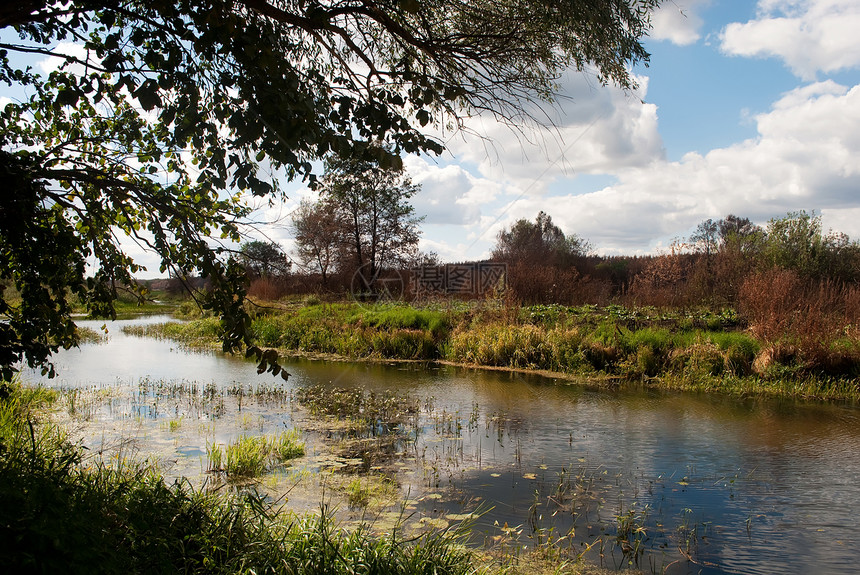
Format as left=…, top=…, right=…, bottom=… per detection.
left=281, top=203, right=860, bottom=309
left=481, top=210, right=858, bottom=308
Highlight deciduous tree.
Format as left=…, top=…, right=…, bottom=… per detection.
left=239, top=240, right=291, bottom=279
left=763, top=211, right=859, bottom=281
left=291, top=199, right=340, bottom=284
left=310, top=155, right=423, bottom=293
left=493, top=211, right=590, bottom=267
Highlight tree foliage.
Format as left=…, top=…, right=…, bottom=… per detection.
left=294, top=155, right=423, bottom=292
left=493, top=211, right=590, bottom=267
left=0, top=0, right=660, bottom=376
left=239, top=241, right=291, bottom=279
left=763, top=211, right=858, bottom=281
left=690, top=215, right=761, bottom=256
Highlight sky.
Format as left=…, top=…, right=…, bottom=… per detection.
left=5, top=0, right=860, bottom=274
left=256, top=0, right=860, bottom=265
left=397, top=0, right=860, bottom=262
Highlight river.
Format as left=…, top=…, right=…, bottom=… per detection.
left=27, top=315, right=860, bottom=575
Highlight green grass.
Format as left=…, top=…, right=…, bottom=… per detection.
left=272, top=427, right=305, bottom=460
left=347, top=304, right=451, bottom=337
left=207, top=429, right=306, bottom=477
left=225, top=434, right=269, bottom=476
left=123, top=316, right=223, bottom=348
left=132, top=300, right=860, bottom=402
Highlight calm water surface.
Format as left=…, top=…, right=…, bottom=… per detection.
left=28, top=316, right=860, bottom=575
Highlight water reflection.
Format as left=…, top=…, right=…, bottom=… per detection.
left=27, top=316, right=860, bottom=575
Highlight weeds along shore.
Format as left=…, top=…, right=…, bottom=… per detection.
left=125, top=299, right=860, bottom=403
left=0, top=380, right=574, bottom=575
left=1, top=380, right=456, bottom=574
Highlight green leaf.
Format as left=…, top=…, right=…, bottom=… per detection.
left=133, top=80, right=161, bottom=111
left=55, top=88, right=80, bottom=107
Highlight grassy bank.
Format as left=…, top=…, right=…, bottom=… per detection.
left=128, top=300, right=860, bottom=402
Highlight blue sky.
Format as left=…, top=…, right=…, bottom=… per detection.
left=5, top=1, right=860, bottom=273
left=365, top=0, right=860, bottom=263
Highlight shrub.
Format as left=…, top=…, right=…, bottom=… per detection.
left=628, top=248, right=695, bottom=308
left=247, top=277, right=289, bottom=301
left=670, top=341, right=725, bottom=376
left=739, top=270, right=860, bottom=373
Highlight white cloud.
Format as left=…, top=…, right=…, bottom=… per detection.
left=408, top=66, right=666, bottom=259
left=650, top=0, right=708, bottom=46
left=519, top=80, right=860, bottom=254
left=37, top=42, right=90, bottom=75
left=721, top=0, right=860, bottom=80
left=405, top=157, right=493, bottom=225
left=441, top=69, right=664, bottom=194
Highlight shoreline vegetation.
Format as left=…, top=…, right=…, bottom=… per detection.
left=1, top=377, right=618, bottom=575
left=125, top=297, right=860, bottom=403
left=0, top=380, right=472, bottom=574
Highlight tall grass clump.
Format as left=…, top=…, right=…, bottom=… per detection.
left=249, top=303, right=443, bottom=360
left=446, top=324, right=550, bottom=369
left=272, top=427, right=305, bottom=460
left=706, top=331, right=760, bottom=375
left=207, top=429, right=305, bottom=477
left=225, top=434, right=269, bottom=476
left=544, top=328, right=588, bottom=372
left=123, top=317, right=222, bottom=347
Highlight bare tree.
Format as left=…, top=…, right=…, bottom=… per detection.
left=291, top=199, right=340, bottom=284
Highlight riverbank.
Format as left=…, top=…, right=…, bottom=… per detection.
left=1, top=379, right=622, bottom=575
left=127, top=299, right=860, bottom=403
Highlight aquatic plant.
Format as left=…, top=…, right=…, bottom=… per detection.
left=272, top=428, right=305, bottom=461
left=2, top=382, right=484, bottom=574
left=208, top=429, right=306, bottom=477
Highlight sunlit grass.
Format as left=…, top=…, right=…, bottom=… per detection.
left=207, top=429, right=306, bottom=477
left=131, top=300, right=860, bottom=402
